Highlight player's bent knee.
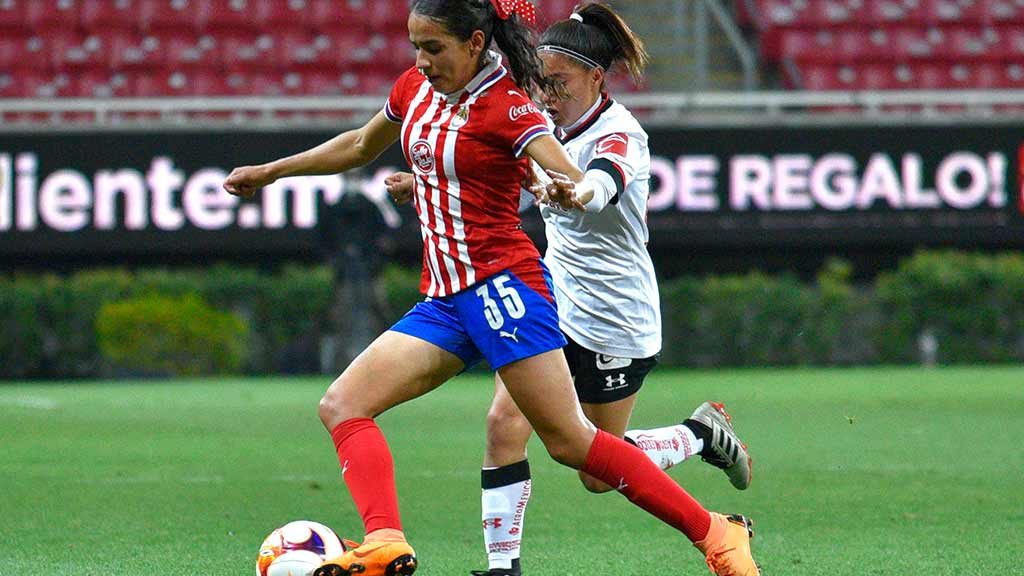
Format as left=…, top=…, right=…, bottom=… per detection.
left=486, top=407, right=530, bottom=441
left=541, top=438, right=587, bottom=469
left=318, top=375, right=367, bottom=427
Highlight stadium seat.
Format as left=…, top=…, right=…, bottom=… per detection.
left=44, top=29, right=87, bottom=69
left=265, top=0, right=308, bottom=27
left=153, top=30, right=210, bottom=67
left=81, top=0, right=140, bottom=29
left=139, top=0, right=208, bottom=31
left=0, top=0, right=28, bottom=29
left=75, top=70, right=133, bottom=97
left=537, top=0, right=577, bottom=25
left=0, top=68, right=52, bottom=98
left=305, top=0, right=361, bottom=29
left=0, top=30, right=29, bottom=70
left=216, top=30, right=263, bottom=68
left=132, top=68, right=229, bottom=96
left=205, top=0, right=271, bottom=31
left=26, top=0, right=83, bottom=30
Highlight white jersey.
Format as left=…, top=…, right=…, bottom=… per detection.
left=540, top=94, right=661, bottom=358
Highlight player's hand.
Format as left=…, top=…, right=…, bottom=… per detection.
left=385, top=172, right=415, bottom=205
left=544, top=169, right=587, bottom=211
left=223, top=165, right=275, bottom=198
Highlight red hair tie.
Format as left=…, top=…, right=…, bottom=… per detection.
left=489, top=0, right=537, bottom=26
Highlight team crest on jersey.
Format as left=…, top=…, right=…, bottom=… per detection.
left=411, top=140, right=434, bottom=173
left=451, top=105, right=470, bottom=128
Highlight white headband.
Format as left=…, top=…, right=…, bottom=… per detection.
left=537, top=45, right=604, bottom=70
left=569, top=12, right=583, bottom=22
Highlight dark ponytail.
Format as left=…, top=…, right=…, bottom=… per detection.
left=410, top=0, right=555, bottom=94
left=539, top=2, right=650, bottom=85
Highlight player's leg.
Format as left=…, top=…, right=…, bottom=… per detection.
left=498, top=351, right=759, bottom=575
left=628, top=401, right=754, bottom=490
left=472, top=376, right=534, bottom=576
left=316, top=297, right=477, bottom=576
left=575, top=342, right=753, bottom=490
left=464, top=261, right=758, bottom=574
left=574, top=395, right=637, bottom=493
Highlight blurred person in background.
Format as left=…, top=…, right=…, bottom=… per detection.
left=225, top=1, right=759, bottom=575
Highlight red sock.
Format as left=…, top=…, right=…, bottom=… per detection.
left=330, top=418, right=402, bottom=534
left=583, top=429, right=711, bottom=542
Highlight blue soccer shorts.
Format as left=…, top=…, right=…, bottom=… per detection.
left=390, top=259, right=567, bottom=370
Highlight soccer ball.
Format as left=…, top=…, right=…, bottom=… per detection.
left=256, top=520, right=346, bottom=576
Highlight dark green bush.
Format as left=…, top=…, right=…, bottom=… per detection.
left=96, top=293, right=248, bottom=376
left=380, top=263, right=424, bottom=323
left=875, top=250, right=1024, bottom=363
left=0, top=278, right=46, bottom=379
left=3, top=251, right=1021, bottom=379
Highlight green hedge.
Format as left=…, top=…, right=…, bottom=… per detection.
left=659, top=259, right=869, bottom=366
left=0, top=265, right=338, bottom=379
left=875, top=250, right=1024, bottom=363
left=97, top=294, right=248, bottom=376
left=2, top=251, right=1022, bottom=379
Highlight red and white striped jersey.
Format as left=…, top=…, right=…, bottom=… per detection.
left=385, top=52, right=551, bottom=297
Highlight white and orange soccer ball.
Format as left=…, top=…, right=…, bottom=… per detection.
left=256, top=520, right=346, bottom=576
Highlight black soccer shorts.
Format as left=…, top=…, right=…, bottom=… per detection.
left=562, top=333, right=659, bottom=404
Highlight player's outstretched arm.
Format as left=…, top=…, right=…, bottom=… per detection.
left=223, top=111, right=402, bottom=197
left=524, top=135, right=589, bottom=211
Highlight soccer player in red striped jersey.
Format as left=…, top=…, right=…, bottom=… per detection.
left=224, top=2, right=758, bottom=575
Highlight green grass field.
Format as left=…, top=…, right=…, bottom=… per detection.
left=2, top=367, right=1022, bottom=575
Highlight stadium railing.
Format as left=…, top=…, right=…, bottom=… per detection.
left=2, top=89, right=1024, bottom=130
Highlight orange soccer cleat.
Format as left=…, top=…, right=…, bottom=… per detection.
left=313, top=537, right=418, bottom=576
left=694, top=513, right=761, bottom=576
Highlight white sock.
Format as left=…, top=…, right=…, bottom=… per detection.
left=481, top=460, right=531, bottom=571
left=624, top=424, right=703, bottom=470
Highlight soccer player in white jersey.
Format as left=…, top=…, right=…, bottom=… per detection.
left=228, top=1, right=759, bottom=575
left=386, top=5, right=757, bottom=576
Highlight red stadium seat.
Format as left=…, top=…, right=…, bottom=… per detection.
left=973, top=62, right=1008, bottom=87
left=151, top=30, right=209, bottom=67
left=205, top=0, right=268, bottom=30
left=0, top=30, right=30, bottom=70
left=986, top=0, right=1024, bottom=23
left=0, top=0, right=28, bottom=29
left=43, top=29, right=86, bottom=69
left=1, top=69, right=53, bottom=98
left=888, top=27, right=935, bottom=60
left=1004, top=63, right=1024, bottom=87
left=795, top=64, right=855, bottom=91
left=856, top=63, right=899, bottom=90
left=305, top=0, right=362, bottom=30
left=59, top=33, right=114, bottom=70
left=75, top=70, right=134, bottom=97
left=778, top=29, right=828, bottom=63
left=132, top=68, right=228, bottom=96
left=139, top=0, right=208, bottom=31
left=26, top=0, right=83, bottom=30
left=300, top=68, right=348, bottom=96
left=81, top=0, right=141, bottom=29
left=308, top=30, right=376, bottom=68
left=537, top=0, right=577, bottom=26
left=216, top=30, right=263, bottom=67
left=265, top=0, right=309, bottom=27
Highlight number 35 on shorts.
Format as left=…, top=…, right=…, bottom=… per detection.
left=475, top=274, right=526, bottom=330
